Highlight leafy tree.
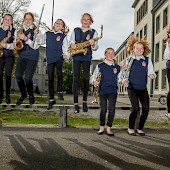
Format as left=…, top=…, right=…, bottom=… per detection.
left=63, top=59, right=73, bottom=94
left=0, top=0, right=31, bottom=26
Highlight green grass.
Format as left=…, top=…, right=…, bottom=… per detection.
left=0, top=109, right=169, bottom=127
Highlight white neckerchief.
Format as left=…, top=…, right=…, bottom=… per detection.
left=81, top=27, right=92, bottom=32
left=104, top=59, right=115, bottom=66
left=1, top=25, right=12, bottom=31
left=23, top=24, right=35, bottom=31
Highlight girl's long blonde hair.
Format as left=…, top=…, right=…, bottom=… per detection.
left=54, top=19, right=69, bottom=34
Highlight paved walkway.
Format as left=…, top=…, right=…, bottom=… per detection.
left=1, top=126, right=170, bottom=170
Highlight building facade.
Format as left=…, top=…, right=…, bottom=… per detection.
left=116, top=0, right=170, bottom=96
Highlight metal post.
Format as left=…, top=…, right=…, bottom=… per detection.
left=51, top=0, right=54, bottom=29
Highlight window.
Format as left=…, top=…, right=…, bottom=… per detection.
left=145, top=0, right=148, bottom=13
left=162, top=39, right=166, bottom=59
left=144, top=24, right=147, bottom=38
left=137, top=11, right=139, bottom=24
left=155, top=43, right=160, bottom=62
left=163, top=8, right=168, bottom=28
left=155, top=71, right=159, bottom=90
left=136, top=33, right=139, bottom=38
left=162, top=69, right=166, bottom=89
left=140, top=29, right=143, bottom=40
left=156, top=15, right=160, bottom=34
left=45, top=79, right=48, bottom=87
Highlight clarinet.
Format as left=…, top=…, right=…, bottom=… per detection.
left=119, top=56, right=134, bottom=85
left=32, top=4, right=45, bottom=46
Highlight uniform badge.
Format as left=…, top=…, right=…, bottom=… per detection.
left=56, top=36, right=61, bottom=41
left=142, top=61, right=146, bottom=67
left=113, top=68, right=117, bottom=74
left=86, top=34, right=90, bottom=41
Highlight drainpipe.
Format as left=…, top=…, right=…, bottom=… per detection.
left=150, top=12, right=155, bottom=97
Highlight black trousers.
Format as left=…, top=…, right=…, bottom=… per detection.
left=99, top=93, right=117, bottom=127
left=0, top=56, right=15, bottom=98
left=47, top=61, right=63, bottom=99
left=15, top=57, right=37, bottom=97
left=128, top=89, right=149, bottom=130
left=166, top=68, right=170, bottom=112
left=73, top=61, right=91, bottom=103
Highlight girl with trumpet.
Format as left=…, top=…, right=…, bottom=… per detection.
left=15, top=12, right=41, bottom=105
left=0, top=13, right=15, bottom=104
left=90, top=48, right=120, bottom=136
left=37, top=19, right=69, bottom=110
left=70, top=12, right=98, bottom=113
left=121, top=35, right=156, bottom=136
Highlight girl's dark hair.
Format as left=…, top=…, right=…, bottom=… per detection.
left=23, top=12, right=34, bottom=22
left=3, top=13, right=13, bottom=20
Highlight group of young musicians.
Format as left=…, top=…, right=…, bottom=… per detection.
left=0, top=12, right=169, bottom=136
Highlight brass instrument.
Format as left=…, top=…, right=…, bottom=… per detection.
left=119, top=56, right=134, bottom=85
left=69, top=25, right=103, bottom=57
left=92, top=71, right=101, bottom=104
left=14, top=27, right=24, bottom=55
left=0, top=31, right=11, bottom=57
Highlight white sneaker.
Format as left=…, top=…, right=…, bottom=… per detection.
left=127, top=128, right=136, bottom=136
left=137, top=129, right=145, bottom=136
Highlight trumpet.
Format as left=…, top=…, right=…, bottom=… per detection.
left=68, top=25, right=103, bottom=57
left=14, top=27, right=24, bottom=55
left=0, top=31, right=11, bottom=57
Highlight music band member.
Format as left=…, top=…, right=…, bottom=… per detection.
left=38, top=19, right=69, bottom=110
left=70, top=12, right=98, bottom=113
left=15, top=12, right=41, bottom=105
left=122, top=35, right=156, bottom=136
left=90, top=48, right=120, bottom=136
left=0, top=13, right=15, bottom=104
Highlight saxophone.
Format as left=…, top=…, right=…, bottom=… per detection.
left=0, top=31, right=11, bottom=57
left=92, top=71, right=101, bottom=104
left=14, top=27, right=24, bottom=55
left=68, top=25, right=103, bottom=57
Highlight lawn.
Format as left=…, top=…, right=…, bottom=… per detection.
left=0, top=109, right=169, bottom=127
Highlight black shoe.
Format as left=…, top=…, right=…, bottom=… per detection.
left=47, top=100, right=56, bottom=110
left=83, top=102, right=88, bottom=112
left=74, top=105, right=80, bottom=113
left=106, top=132, right=115, bottom=136
left=97, top=130, right=104, bottom=135
left=58, top=93, right=64, bottom=100
left=6, top=95, right=11, bottom=104
left=16, top=96, right=26, bottom=105
left=29, top=96, right=35, bottom=105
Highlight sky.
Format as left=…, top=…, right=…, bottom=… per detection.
left=29, top=0, right=134, bottom=59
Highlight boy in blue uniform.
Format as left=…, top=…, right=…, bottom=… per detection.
left=91, top=48, right=120, bottom=136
